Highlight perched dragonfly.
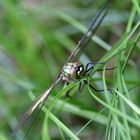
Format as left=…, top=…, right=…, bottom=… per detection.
left=13, top=0, right=112, bottom=139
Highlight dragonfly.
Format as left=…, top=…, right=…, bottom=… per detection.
left=12, top=0, right=112, bottom=139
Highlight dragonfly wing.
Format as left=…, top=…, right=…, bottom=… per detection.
left=12, top=76, right=62, bottom=136
left=67, top=0, right=111, bottom=63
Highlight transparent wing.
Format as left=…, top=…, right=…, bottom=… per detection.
left=67, top=0, right=111, bottom=63
left=12, top=76, right=62, bottom=138
left=12, top=0, right=111, bottom=138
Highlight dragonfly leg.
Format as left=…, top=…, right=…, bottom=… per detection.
left=84, top=63, right=94, bottom=74
left=97, top=66, right=117, bottom=71
left=84, top=80, right=112, bottom=94
left=65, top=81, right=85, bottom=97
left=64, top=82, right=73, bottom=98
left=84, top=62, right=108, bottom=74
left=65, top=92, right=72, bottom=98
left=78, top=81, right=85, bottom=93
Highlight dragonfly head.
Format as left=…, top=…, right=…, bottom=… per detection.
left=62, top=62, right=84, bottom=81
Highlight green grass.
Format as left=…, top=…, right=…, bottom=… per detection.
left=0, top=0, right=140, bottom=140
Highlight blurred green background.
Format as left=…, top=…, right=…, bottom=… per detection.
left=0, top=0, right=140, bottom=140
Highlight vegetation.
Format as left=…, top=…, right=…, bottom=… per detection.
left=0, top=0, right=140, bottom=140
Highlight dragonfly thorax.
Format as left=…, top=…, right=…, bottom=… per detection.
left=62, top=62, right=84, bottom=81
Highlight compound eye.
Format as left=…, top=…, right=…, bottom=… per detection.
left=79, top=66, right=83, bottom=71
left=77, top=66, right=84, bottom=75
